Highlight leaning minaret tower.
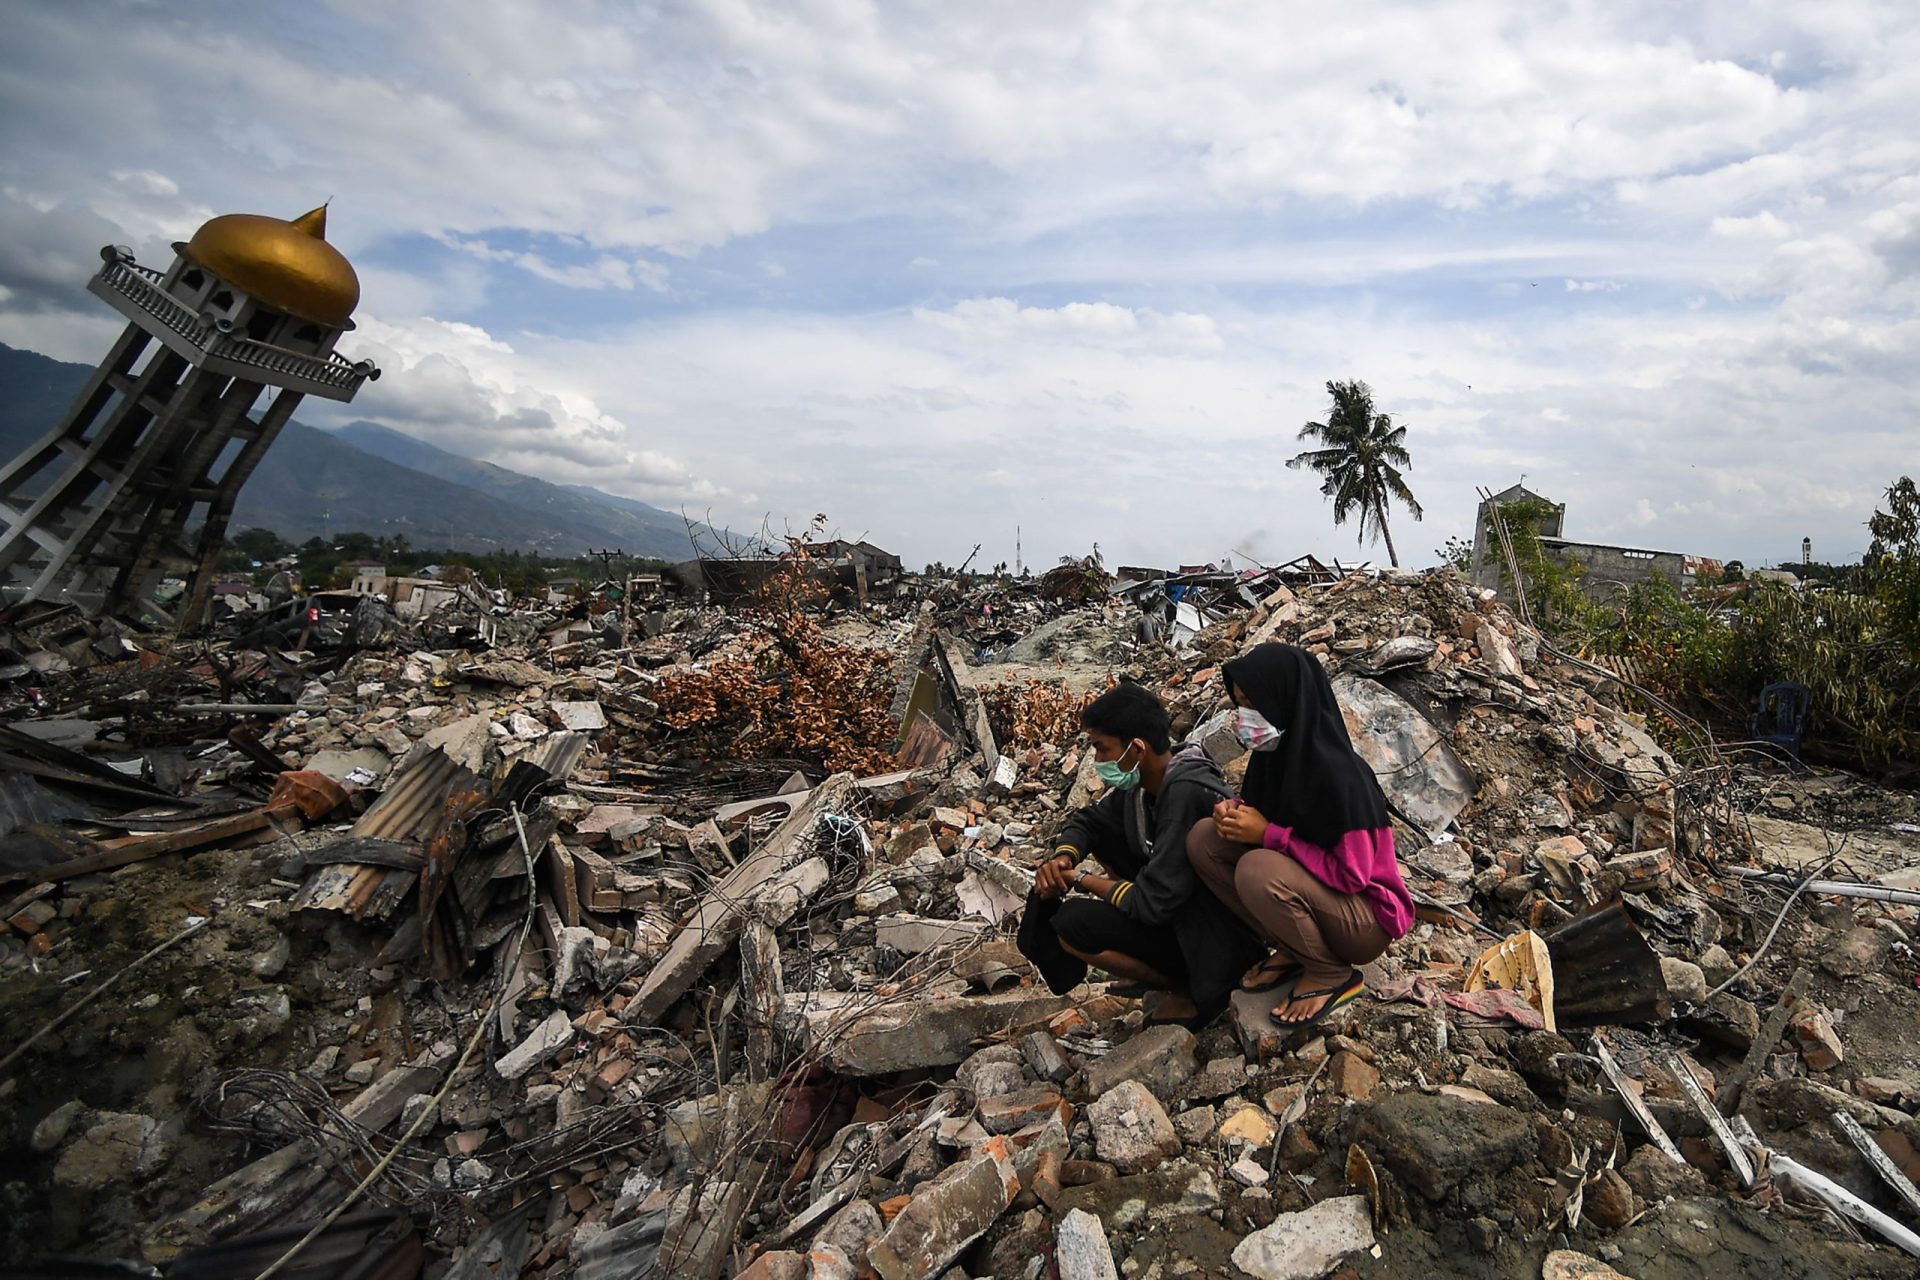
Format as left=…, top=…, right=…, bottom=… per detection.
left=0, top=205, right=377, bottom=627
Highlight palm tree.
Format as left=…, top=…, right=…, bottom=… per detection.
left=1288, top=379, right=1424, bottom=567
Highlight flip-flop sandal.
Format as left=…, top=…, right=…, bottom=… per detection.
left=1240, top=955, right=1305, bottom=993
left=1268, top=970, right=1365, bottom=1031
left=1106, top=980, right=1152, bottom=998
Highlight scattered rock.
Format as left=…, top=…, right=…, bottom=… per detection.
left=1659, top=956, right=1707, bottom=1004
left=1354, top=1093, right=1533, bottom=1202
left=1082, top=1024, right=1197, bottom=1101
left=1789, top=1005, right=1844, bottom=1071
left=1087, top=1081, right=1182, bottom=1174
left=1230, top=1194, right=1375, bottom=1280
left=30, top=1099, right=86, bottom=1153
left=52, top=1112, right=166, bottom=1190
left=1053, top=1208, right=1120, bottom=1280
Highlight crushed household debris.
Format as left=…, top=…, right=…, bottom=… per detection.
left=5, top=560, right=1920, bottom=1280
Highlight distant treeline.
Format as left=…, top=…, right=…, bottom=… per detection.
left=212, top=527, right=669, bottom=596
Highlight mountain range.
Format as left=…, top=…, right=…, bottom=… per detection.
left=0, top=342, right=724, bottom=560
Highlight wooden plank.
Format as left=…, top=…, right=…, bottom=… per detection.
left=1723, top=967, right=1810, bottom=1114
left=739, top=919, right=784, bottom=1083
left=628, top=775, right=855, bottom=1026
left=1593, top=1039, right=1685, bottom=1165
left=544, top=835, right=581, bottom=929
left=5, top=807, right=286, bottom=884
left=1659, top=1050, right=1753, bottom=1187
left=1834, top=1110, right=1920, bottom=1219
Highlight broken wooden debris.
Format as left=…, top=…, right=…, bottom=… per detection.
left=1833, top=1110, right=1920, bottom=1221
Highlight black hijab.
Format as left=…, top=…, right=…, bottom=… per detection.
left=1223, top=642, right=1389, bottom=852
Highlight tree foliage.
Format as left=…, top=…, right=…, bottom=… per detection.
left=1288, top=379, right=1423, bottom=567
left=1508, top=476, right=1920, bottom=768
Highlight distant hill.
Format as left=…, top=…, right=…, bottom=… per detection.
left=0, top=343, right=724, bottom=559
left=333, top=421, right=715, bottom=560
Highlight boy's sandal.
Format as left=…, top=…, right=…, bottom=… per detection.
left=1268, top=969, right=1364, bottom=1030
left=1240, top=954, right=1305, bottom=993
left=1105, top=980, right=1152, bottom=998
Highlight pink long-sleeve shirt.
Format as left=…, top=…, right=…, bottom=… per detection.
left=1263, top=821, right=1415, bottom=939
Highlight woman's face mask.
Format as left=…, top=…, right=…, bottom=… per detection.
left=1095, top=741, right=1143, bottom=790
left=1233, top=707, right=1284, bottom=752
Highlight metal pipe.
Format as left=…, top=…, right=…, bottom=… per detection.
left=1727, top=866, right=1920, bottom=906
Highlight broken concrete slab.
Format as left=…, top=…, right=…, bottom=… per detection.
left=52, top=1112, right=166, bottom=1189
left=1051, top=1160, right=1221, bottom=1229
left=551, top=700, right=608, bottom=732
left=495, top=1009, right=574, bottom=1079
left=1333, top=674, right=1476, bottom=837
left=874, top=913, right=988, bottom=955
left=1087, top=1080, right=1181, bottom=1174
left=866, top=1138, right=1017, bottom=1280
left=1230, top=1194, right=1374, bottom=1280
left=1083, top=1023, right=1197, bottom=1101
left=1354, top=1092, right=1533, bottom=1202
left=785, top=988, right=1073, bottom=1075
left=1054, top=1208, right=1120, bottom=1280
left=629, top=774, right=856, bottom=1026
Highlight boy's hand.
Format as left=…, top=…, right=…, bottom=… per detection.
left=1034, top=852, right=1077, bottom=900
left=1215, top=801, right=1269, bottom=845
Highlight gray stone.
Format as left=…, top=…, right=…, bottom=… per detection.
left=1659, top=956, right=1708, bottom=1004
left=1054, top=1208, right=1119, bottom=1280
left=1697, top=943, right=1736, bottom=986
left=1230, top=1194, right=1375, bottom=1280
left=810, top=1197, right=883, bottom=1262
left=1083, top=1024, right=1197, bottom=1101
left=787, top=989, right=1072, bottom=1075
left=1229, top=1155, right=1270, bottom=1188
left=1173, top=1105, right=1217, bottom=1146
left=249, top=933, right=291, bottom=979
left=1354, top=1093, right=1533, bottom=1201
left=52, top=1112, right=165, bottom=1189
left=30, top=1099, right=85, bottom=1153
left=1821, top=928, right=1886, bottom=979
left=1087, top=1081, right=1181, bottom=1174
left=956, top=1043, right=1028, bottom=1099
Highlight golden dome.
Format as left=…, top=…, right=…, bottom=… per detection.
left=184, top=206, right=360, bottom=327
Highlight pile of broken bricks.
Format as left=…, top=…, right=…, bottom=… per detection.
left=5, top=565, right=1920, bottom=1279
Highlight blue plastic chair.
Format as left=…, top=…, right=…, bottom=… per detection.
left=1752, top=681, right=1811, bottom=761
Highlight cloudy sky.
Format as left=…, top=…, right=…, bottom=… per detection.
left=3, top=1, right=1916, bottom=571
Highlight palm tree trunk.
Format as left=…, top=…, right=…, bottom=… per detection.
left=1380, top=516, right=1400, bottom=568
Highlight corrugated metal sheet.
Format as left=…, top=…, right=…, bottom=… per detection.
left=523, top=730, right=588, bottom=782
left=352, top=747, right=477, bottom=842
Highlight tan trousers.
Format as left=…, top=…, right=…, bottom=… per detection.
left=1186, top=817, right=1389, bottom=991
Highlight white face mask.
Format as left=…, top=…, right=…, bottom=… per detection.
left=1233, top=707, right=1284, bottom=752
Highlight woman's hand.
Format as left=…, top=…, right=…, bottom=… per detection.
left=1214, top=800, right=1270, bottom=845
left=1034, top=853, right=1077, bottom=900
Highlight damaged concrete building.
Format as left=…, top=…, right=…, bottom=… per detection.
left=1471, top=482, right=1723, bottom=600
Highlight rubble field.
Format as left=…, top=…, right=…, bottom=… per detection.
left=4, top=565, right=1920, bottom=1280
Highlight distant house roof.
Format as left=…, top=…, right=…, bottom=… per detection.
left=1482, top=483, right=1560, bottom=508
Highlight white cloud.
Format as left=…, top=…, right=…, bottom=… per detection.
left=1712, top=210, right=1793, bottom=238
left=329, top=316, right=721, bottom=501
left=2, top=2, right=1919, bottom=569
